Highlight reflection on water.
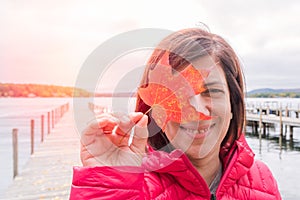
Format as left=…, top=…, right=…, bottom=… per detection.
left=245, top=126, right=300, bottom=200
left=246, top=132, right=300, bottom=152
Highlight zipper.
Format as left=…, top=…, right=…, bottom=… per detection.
left=210, top=194, right=216, bottom=200
left=215, top=145, right=239, bottom=196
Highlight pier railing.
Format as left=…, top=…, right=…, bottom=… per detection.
left=11, top=102, right=69, bottom=178
left=246, top=102, right=300, bottom=139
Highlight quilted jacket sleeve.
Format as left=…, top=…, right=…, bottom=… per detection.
left=228, top=160, right=282, bottom=200
left=251, top=160, right=282, bottom=200
left=70, top=166, right=145, bottom=200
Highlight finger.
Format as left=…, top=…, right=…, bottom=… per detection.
left=81, top=114, right=119, bottom=146
left=97, top=114, right=120, bottom=129
left=126, top=112, right=144, bottom=145
left=85, top=113, right=120, bottom=131
left=129, top=112, right=144, bottom=123
left=112, top=112, right=142, bottom=136
left=130, top=114, right=148, bottom=153
left=94, top=115, right=120, bottom=134
left=112, top=112, right=144, bottom=145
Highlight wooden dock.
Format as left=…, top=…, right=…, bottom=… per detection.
left=3, top=109, right=81, bottom=200
left=246, top=104, right=300, bottom=138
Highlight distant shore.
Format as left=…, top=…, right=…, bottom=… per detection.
left=1, top=83, right=299, bottom=98
left=0, top=83, right=90, bottom=97
left=246, top=88, right=300, bottom=98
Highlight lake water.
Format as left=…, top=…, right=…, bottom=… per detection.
left=1, top=97, right=300, bottom=199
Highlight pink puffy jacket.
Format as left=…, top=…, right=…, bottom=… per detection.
left=70, top=135, right=281, bottom=199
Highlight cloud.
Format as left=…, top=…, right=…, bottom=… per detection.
left=195, top=0, right=300, bottom=90
left=243, top=49, right=300, bottom=91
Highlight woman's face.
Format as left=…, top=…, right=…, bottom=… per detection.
left=162, top=55, right=232, bottom=159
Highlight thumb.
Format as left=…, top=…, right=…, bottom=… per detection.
left=130, top=114, right=148, bottom=153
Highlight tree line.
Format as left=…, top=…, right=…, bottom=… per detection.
left=247, top=92, right=300, bottom=98
left=0, top=83, right=91, bottom=97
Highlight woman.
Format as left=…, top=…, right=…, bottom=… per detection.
left=70, top=28, right=281, bottom=199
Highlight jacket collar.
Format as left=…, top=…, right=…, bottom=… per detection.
left=217, top=134, right=255, bottom=196
left=142, top=134, right=255, bottom=197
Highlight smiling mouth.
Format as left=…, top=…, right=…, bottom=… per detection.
left=179, top=123, right=215, bottom=137
left=180, top=127, right=208, bottom=134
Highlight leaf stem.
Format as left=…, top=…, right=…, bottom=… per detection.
left=118, top=107, right=153, bottom=145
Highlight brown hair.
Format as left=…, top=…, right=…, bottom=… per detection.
left=135, top=28, right=245, bottom=155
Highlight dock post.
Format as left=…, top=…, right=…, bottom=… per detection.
left=279, top=108, right=283, bottom=136
left=290, top=126, right=294, bottom=140
left=262, top=123, right=266, bottom=136
left=41, top=115, right=44, bottom=142
left=297, top=103, right=299, bottom=118
left=259, top=106, right=262, bottom=153
left=277, top=103, right=281, bottom=116
left=285, top=106, right=289, bottom=117
left=254, top=121, right=258, bottom=134
left=12, top=128, right=18, bottom=178
left=47, top=112, right=50, bottom=134
left=31, top=119, right=34, bottom=155
left=279, top=108, right=283, bottom=150
left=284, top=124, right=287, bottom=138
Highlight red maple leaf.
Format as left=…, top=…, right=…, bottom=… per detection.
left=138, top=52, right=212, bottom=130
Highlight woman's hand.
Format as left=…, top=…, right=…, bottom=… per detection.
left=80, top=112, right=148, bottom=167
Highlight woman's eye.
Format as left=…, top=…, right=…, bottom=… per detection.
left=202, top=88, right=224, bottom=96
left=209, top=89, right=223, bottom=93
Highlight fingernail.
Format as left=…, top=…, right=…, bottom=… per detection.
left=137, top=115, right=148, bottom=127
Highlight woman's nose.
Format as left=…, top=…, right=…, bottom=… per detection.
left=189, top=94, right=211, bottom=116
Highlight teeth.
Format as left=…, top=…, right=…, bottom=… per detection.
left=199, top=128, right=208, bottom=133
left=181, top=127, right=208, bottom=134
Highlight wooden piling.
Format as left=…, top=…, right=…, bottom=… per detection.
left=47, top=112, right=50, bottom=134
left=12, top=128, right=18, bottom=178
left=262, top=123, right=266, bottom=136
left=254, top=121, right=258, bottom=134
left=279, top=108, right=283, bottom=135
left=277, top=106, right=282, bottom=150
left=259, top=106, right=262, bottom=152
left=284, top=124, right=287, bottom=138
left=41, top=115, right=44, bottom=142
left=31, top=119, right=34, bottom=155
left=290, top=126, right=294, bottom=139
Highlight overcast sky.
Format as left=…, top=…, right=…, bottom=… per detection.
left=1, top=0, right=299, bottom=92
